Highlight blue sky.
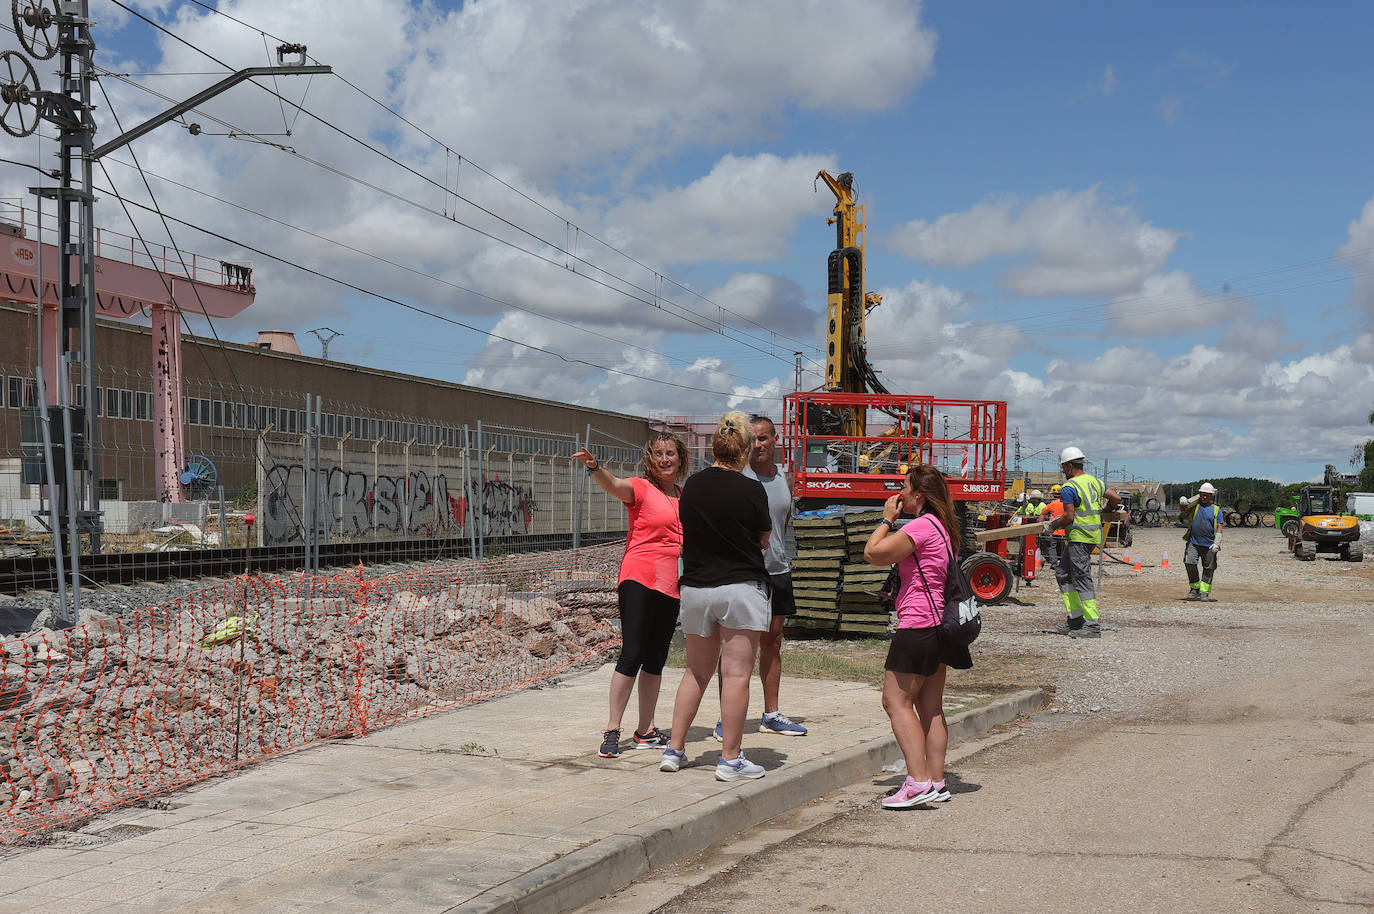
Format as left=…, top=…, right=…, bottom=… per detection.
left=3, top=0, right=1373, bottom=484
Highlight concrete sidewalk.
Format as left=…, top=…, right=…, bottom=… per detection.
left=0, top=665, right=1040, bottom=914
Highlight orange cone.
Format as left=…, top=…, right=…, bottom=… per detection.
left=1160, top=550, right=1170, bottom=568
left=1035, top=548, right=1043, bottom=570
left=1133, top=554, right=1143, bottom=572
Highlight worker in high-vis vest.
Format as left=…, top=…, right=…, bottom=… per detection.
left=1179, top=482, right=1223, bottom=600
left=1017, top=490, right=1046, bottom=585
left=1046, top=446, right=1121, bottom=638
left=1039, top=484, right=1065, bottom=569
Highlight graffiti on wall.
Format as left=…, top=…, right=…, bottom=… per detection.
left=261, top=465, right=538, bottom=546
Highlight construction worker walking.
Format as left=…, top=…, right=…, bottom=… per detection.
left=1179, top=482, right=1223, bottom=601
left=1046, top=447, right=1121, bottom=638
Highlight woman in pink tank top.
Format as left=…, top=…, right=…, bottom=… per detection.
left=863, top=465, right=973, bottom=809
left=573, top=432, right=688, bottom=760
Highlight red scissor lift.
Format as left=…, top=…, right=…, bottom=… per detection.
left=783, top=392, right=1023, bottom=603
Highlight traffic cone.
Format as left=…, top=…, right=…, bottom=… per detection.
left=1035, top=548, right=1043, bottom=570
left=1160, top=550, right=1170, bottom=568
left=1132, top=554, right=1143, bottom=572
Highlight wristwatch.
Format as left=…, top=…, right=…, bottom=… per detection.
left=878, top=518, right=895, bottom=529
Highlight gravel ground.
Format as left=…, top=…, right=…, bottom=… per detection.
left=962, top=522, right=1374, bottom=714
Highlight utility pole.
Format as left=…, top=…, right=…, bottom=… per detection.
left=793, top=351, right=802, bottom=394
left=309, top=326, right=342, bottom=360
left=1012, top=426, right=1021, bottom=474
left=2, top=2, right=328, bottom=623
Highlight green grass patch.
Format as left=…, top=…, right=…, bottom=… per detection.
left=664, top=637, right=891, bottom=689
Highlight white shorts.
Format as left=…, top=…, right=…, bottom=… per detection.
left=679, top=581, right=771, bottom=636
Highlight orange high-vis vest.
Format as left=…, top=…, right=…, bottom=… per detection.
left=1042, top=499, right=1066, bottom=537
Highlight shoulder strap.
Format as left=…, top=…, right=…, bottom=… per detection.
left=909, top=514, right=951, bottom=615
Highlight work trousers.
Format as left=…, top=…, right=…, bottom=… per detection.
left=1038, top=533, right=1061, bottom=570
left=1055, top=540, right=1099, bottom=621
left=1184, top=541, right=1218, bottom=593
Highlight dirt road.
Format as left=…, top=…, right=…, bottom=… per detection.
left=600, top=525, right=1374, bottom=913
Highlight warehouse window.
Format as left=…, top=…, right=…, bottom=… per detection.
left=135, top=391, right=151, bottom=420
left=119, top=389, right=133, bottom=419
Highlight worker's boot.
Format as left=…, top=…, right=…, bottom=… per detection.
left=1054, top=616, right=1084, bottom=636
left=1199, top=582, right=1214, bottom=602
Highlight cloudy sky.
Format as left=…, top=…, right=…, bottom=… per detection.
left=3, top=0, right=1373, bottom=483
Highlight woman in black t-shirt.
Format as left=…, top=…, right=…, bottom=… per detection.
left=660, top=411, right=773, bottom=782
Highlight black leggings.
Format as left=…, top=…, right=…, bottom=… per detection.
left=615, top=580, right=680, bottom=677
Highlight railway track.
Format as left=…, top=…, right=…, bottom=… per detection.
left=0, top=532, right=627, bottom=595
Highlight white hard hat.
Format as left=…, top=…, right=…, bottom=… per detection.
left=1059, top=446, right=1085, bottom=464
left=1029, top=489, right=1043, bottom=499
left=1198, top=482, right=1216, bottom=495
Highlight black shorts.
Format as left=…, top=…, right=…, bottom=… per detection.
left=884, top=626, right=973, bottom=676
left=769, top=571, right=796, bottom=618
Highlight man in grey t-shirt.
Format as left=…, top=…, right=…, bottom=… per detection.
left=712, top=415, right=808, bottom=738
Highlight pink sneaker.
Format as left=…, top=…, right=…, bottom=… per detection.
left=881, top=776, right=937, bottom=809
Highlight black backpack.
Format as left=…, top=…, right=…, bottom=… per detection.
left=913, top=519, right=982, bottom=647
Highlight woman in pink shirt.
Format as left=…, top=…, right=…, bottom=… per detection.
left=863, top=464, right=973, bottom=808
left=573, top=432, right=688, bottom=760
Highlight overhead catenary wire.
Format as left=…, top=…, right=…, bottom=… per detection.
left=175, top=0, right=822, bottom=357
left=104, top=0, right=810, bottom=366
left=94, top=67, right=805, bottom=371
left=97, top=155, right=778, bottom=388
left=99, top=191, right=765, bottom=399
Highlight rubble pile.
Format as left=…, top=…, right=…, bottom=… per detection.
left=0, top=550, right=622, bottom=842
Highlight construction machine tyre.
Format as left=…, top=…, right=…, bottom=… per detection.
left=1295, top=540, right=1318, bottom=561
left=1341, top=541, right=1364, bottom=563
left=1281, top=517, right=1299, bottom=538
left=961, top=553, right=1014, bottom=605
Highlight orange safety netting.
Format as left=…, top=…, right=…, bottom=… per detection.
left=0, top=542, right=624, bottom=843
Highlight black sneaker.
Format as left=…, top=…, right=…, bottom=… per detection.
left=597, top=729, right=621, bottom=758
left=1054, top=619, right=1083, bottom=636
left=632, top=727, right=669, bottom=749
left=1071, top=623, right=1102, bottom=639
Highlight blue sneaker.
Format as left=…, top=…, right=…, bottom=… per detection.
left=711, top=719, right=723, bottom=742
left=659, top=748, right=686, bottom=772
left=715, top=753, right=765, bottom=782
left=759, top=712, right=807, bottom=736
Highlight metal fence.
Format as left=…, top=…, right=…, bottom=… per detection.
left=2, top=361, right=650, bottom=592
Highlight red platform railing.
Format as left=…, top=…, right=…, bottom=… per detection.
left=783, top=392, right=1007, bottom=504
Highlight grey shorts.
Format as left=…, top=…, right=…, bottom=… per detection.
left=679, top=581, right=771, bottom=636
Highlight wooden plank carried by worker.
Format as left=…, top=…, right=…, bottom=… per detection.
left=975, top=510, right=1129, bottom=544
left=975, top=521, right=1049, bottom=543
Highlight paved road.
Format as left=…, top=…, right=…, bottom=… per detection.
left=634, top=607, right=1374, bottom=914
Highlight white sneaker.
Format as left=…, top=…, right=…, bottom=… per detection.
left=715, top=753, right=765, bottom=781
left=659, top=748, right=686, bottom=772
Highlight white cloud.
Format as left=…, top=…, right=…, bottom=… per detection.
left=888, top=187, right=1182, bottom=297
left=1101, top=65, right=1118, bottom=97
left=1338, top=195, right=1374, bottom=321
left=1104, top=271, right=1245, bottom=335
left=605, top=153, right=838, bottom=265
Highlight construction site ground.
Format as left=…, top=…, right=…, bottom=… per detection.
left=587, top=523, right=1374, bottom=914
left=0, top=523, right=1368, bottom=912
